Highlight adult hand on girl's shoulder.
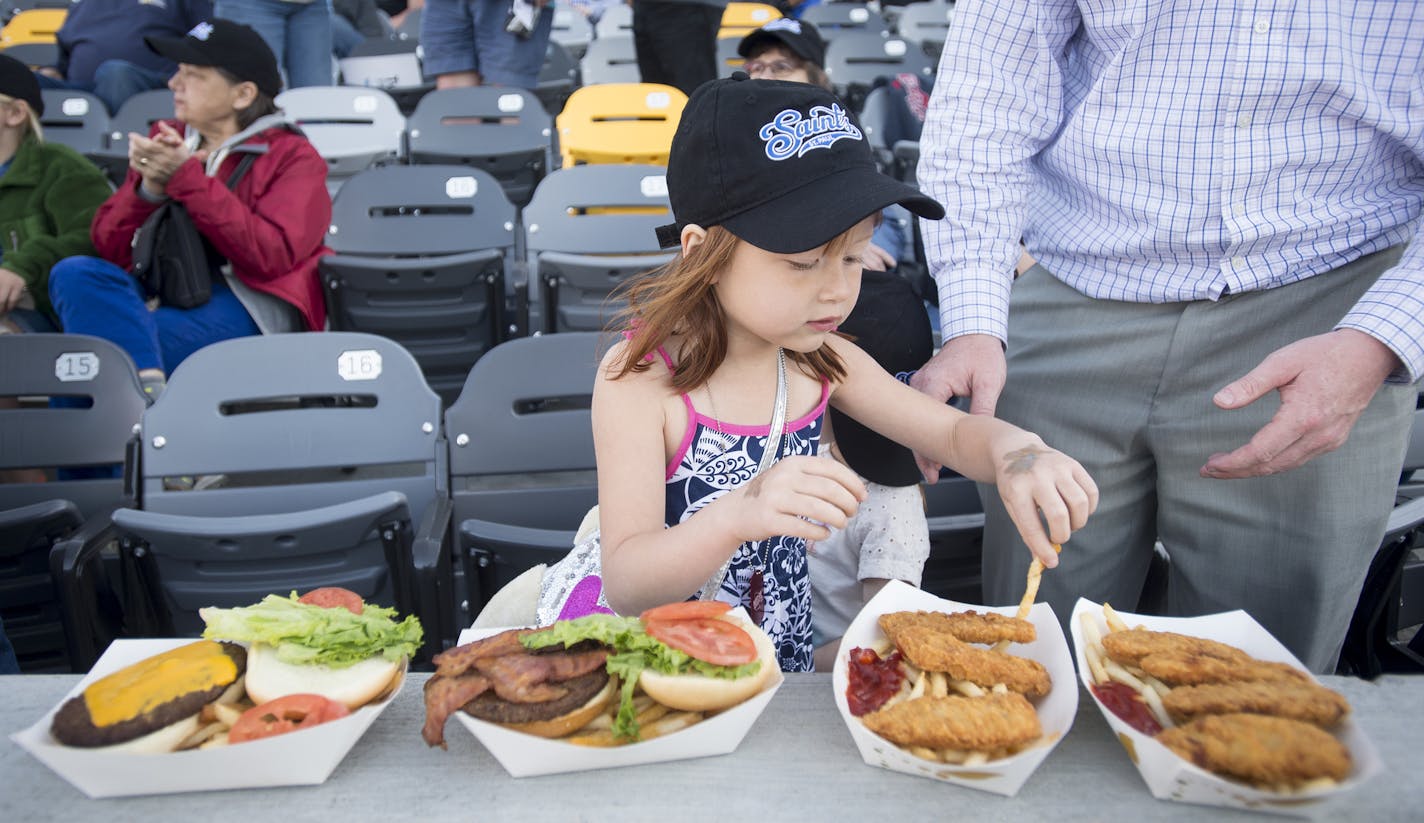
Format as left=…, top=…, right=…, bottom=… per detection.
left=0, top=267, right=26, bottom=312
left=909, top=334, right=1006, bottom=482
left=991, top=438, right=1098, bottom=568
left=721, top=455, right=868, bottom=546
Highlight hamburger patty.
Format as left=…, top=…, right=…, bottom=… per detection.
left=51, top=643, right=247, bottom=748
left=462, top=669, right=610, bottom=725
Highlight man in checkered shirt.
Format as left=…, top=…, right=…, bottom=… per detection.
left=914, top=1, right=1423, bottom=672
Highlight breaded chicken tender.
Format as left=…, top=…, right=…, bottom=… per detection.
left=1156, top=713, right=1351, bottom=786
left=1100, top=628, right=1249, bottom=668
left=879, top=609, right=1036, bottom=646
left=896, top=626, right=1051, bottom=697
left=1162, top=680, right=1349, bottom=728
left=862, top=693, right=1042, bottom=751
left=1139, top=651, right=1311, bottom=688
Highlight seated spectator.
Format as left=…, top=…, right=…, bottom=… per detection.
left=332, top=0, right=389, bottom=59
left=810, top=270, right=934, bottom=671
left=421, top=0, right=554, bottom=91
left=0, top=55, right=113, bottom=335
left=214, top=0, right=335, bottom=88
left=48, top=20, right=330, bottom=399
left=33, top=0, right=214, bottom=115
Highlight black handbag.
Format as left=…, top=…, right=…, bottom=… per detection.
left=130, top=153, right=258, bottom=309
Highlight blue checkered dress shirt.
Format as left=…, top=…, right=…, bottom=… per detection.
left=919, top=0, right=1424, bottom=381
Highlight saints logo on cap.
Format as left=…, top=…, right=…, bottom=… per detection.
left=761, top=18, right=802, bottom=34
left=188, top=21, right=215, bottom=40
left=758, top=103, right=863, bottom=161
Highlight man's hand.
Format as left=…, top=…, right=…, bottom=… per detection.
left=861, top=242, right=897, bottom=272
left=1202, top=329, right=1401, bottom=479
left=909, top=334, right=1006, bottom=482
left=0, top=267, right=26, bottom=312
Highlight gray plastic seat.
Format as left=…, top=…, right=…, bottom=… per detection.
left=522, top=164, right=675, bottom=334
left=1, top=334, right=147, bottom=671
left=579, top=35, right=640, bottom=86
left=802, top=3, right=890, bottom=39
left=87, top=89, right=175, bottom=184
left=38, top=89, right=109, bottom=157
left=550, top=6, right=593, bottom=60
left=321, top=164, right=518, bottom=403
left=53, top=332, right=452, bottom=661
left=824, top=33, right=935, bottom=112
left=592, top=3, right=633, bottom=38
left=338, top=37, right=436, bottom=115
left=893, top=0, right=955, bottom=58
left=536, top=40, right=581, bottom=117
left=445, top=333, right=608, bottom=623
left=406, top=87, right=553, bottom=207
left=276, top=86, right=405, bottom=195
left=717, top=36, right=745, bottom=78
left=2, top=40, right=59, bottom=69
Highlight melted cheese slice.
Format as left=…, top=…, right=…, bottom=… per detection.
left=84, top=640, right=238, bottom=727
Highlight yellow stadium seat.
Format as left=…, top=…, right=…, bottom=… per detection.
left=719, top=2, right=781, bottom=39
left=0, top=9, right=67, bottom=46
left=555, top=82, right=687, bottom=167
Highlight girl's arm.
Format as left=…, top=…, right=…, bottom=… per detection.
left=595, top=342, right=867, bottom=616
left=827, top=336, right=1097, bottom=566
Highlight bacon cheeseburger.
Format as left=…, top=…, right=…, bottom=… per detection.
left=423, top=602, right=776, bottom=748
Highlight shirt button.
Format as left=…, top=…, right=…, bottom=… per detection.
left=1237, top=113, right=1252, bottom=128
left=1254, top=19, right=1270, bottom=34
left=1231, top=256, right=1246, bottom=268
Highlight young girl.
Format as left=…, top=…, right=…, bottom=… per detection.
left=593, top=76, right=1099, bottom=672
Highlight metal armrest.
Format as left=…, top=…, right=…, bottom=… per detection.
left=412, top=494, right=453, bottom=664
left=49, top=506, right=122, bottom=670
left=458, top=517, right=577, bottom=612
left=0, top=499, right=81, bottom=549
left=112, top=491, right=411, bottom=549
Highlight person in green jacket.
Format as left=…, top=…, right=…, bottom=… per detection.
left=0, top=55, right=113, bottom=334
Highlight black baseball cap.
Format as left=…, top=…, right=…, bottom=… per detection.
left=146, top=19, right=283, bottom=98
left=655, top=76, right=943, bottom=254
left=830, top=270, right=934, bottom=487
left=0, top=53, right=43, bottom=116
left=738, top=18, right=827, bottom=68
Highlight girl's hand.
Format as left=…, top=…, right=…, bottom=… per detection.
left=992, top=439, right=1098, bottom=568
left=723, top=455, right=868, bottom=545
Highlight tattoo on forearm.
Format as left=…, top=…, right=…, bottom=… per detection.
left=1004, top=447, right=1048, bottom=475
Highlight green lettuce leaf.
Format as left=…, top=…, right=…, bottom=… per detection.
left=200, top=592, right=423, bottom=668
left=522, top=613, right=762, bottom=740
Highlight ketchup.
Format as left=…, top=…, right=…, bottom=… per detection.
left=846, top=647, right=905, bottom=716
left=1091, top=682, right=1163, bottom=736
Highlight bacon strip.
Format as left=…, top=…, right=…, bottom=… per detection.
left=431, top=629, right=530, bottom=678
left=421, top=672, right=492, bottom=749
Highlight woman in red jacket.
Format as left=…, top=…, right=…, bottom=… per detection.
left=48, top=19, right=330, bottom=399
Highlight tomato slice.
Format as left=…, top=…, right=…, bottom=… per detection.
left=298, top=587, right=364, bottom=615
left=228, top=694, right=351, bottom=744
left=646, top=617, right=757, bottom=666
left=639, top=601, right=733, bottom=623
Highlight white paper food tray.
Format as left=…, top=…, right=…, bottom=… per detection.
left=1069, top=598, right=1382, bottom=817
left=11, top=638, right=404, bottom=798
left=452, top=609, right=783, bottom=778
left=832, top=580, right=1076, bottom=796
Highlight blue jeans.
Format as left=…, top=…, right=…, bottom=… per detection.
left=48, top=256, right=259, bottom=375
left=35, top=59, right=172, bottom=115
left=331, top=12, right=366, bottom=58
left=214, top=0, right=335, bottom=89
left=421, top=0, right=555, bottom=89
left=0, top=616, right=18, bottom=674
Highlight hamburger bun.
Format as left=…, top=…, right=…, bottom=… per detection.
left=244, top=642, right=404, bottom=710
left=500, top=675, right=619, bottom=738
left=638, top=614, right=777, bottom=712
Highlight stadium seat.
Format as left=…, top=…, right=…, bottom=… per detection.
left=579, top=35, right=640, bottom=86
left=592, top=3, right=633, bottom=38
left=0, top=7, right=63, bottom=45
left=446, top=333, right=607, bottom=623
left=1, top=334, right=148, bottom=671
left=522, top=163, right=674, bottom=333
left=321, top=164, right=518, bottom=403
left=338, top=36, right=435, bottom=115
left=718, top=2, right=781, bottom=39
left=38, top=89, right=108, bottom=157
left=406, top=86, right=553, bottom=208
left=824, top=32, right=934, bottom=112
left=87, top=88, right=174, bottom=184
left=555, top=82, right=686, bottom=167
left=0, top=39, right=56, bottom=68
left=536, top=39, right=581, bottom=117
left=276, top=86, right=405, bottom=195
left=857, top=85, right=896, bottom=172
left=893, top=0, right=955, bottom=58
left=716, top=36, right=745, bottom=78
left=892, top=139, right=920, bottom=186
left=802, top=3, right=889, bottom=39
left=394, top=6, right=421, bottom=40
left=549, top=6, right=593, bottom=60
left=52, top=332, right=452, bottom=663
left=918, top=473, right=985, bottom=606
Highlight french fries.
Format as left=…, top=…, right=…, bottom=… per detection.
left=175, top=674, right=253, bottom=752
left=560, top=681, right=707, bottom=748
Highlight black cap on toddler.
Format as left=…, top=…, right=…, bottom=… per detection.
left=0, top=54, right=44, bottom=117
left=655, top=75, right=944, bottom=254
left=738, top=18, right=828, bottom=68
left=146, top=19, right=283, bottom=98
